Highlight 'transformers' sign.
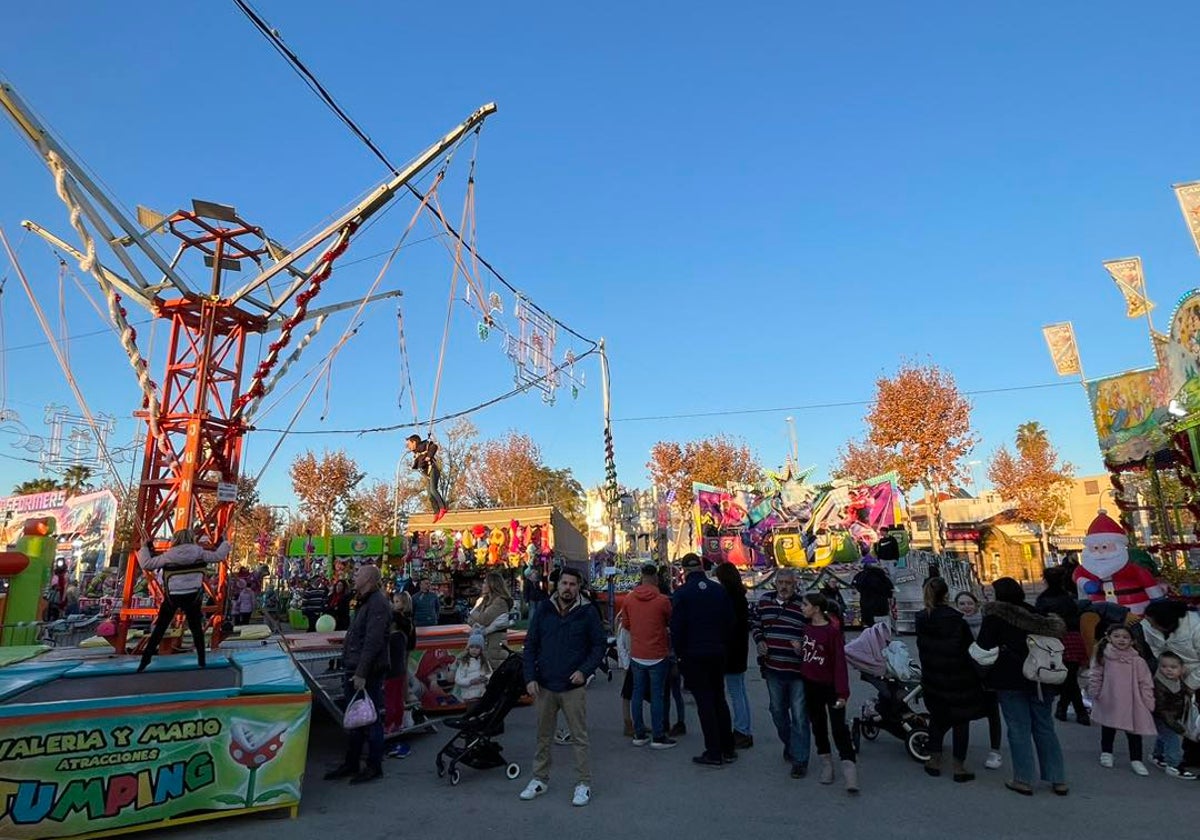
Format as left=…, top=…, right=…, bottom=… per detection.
left=0, top=696, right=310, bottom=838
left=0, top=491, right=67, bottom=515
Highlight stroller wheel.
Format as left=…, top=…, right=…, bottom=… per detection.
left=436, top=757, right=445, bottom=777
left=861, top=720, right=880, bottom=741
left=506, top=762, right=521, bottom=780
left=906, top=728, right=931, bottom=763
left=449, top=768, right=462, bottom=786
left=851, top=719, right=862, bottom=753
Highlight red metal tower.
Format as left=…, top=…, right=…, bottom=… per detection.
left=0, top=81, right=495, bottom=653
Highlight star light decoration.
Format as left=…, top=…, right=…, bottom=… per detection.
left=501, top=295, right=584, bottom=404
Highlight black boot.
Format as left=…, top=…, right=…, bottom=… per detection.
left=350, top=764, right=383, bottom=784
left=324, top=762, right=358, bottom=781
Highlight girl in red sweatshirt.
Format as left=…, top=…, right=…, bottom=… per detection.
left=795, top=592, right=858, bottom=793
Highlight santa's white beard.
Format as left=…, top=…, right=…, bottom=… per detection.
left=1081, top=546, right=1126, bottom=579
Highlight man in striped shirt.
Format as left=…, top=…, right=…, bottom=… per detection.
left=750, top=568, right=811, bottom=778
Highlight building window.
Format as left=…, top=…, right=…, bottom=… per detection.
left=1084, top=480, right=1100, bottom=495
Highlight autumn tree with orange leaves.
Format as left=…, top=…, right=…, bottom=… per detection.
left=832, top=438, right=897, bottom=483
left=865, top=362, right=977, bottom=553
left=988, top=421, right=1074, bottom=559
left=648, top=435, right=762, bottom=518
left=289, top=449, right=365, bottom=536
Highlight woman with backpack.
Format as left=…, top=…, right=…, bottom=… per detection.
left=916, top=578, right=987, bottom=782
left=974, top=577, right=1068, bottom=796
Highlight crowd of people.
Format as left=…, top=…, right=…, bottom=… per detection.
left=321, top=553, right=1200, bottom=806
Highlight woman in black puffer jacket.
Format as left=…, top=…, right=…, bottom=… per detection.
left=916, top=577, right=987, bottom=782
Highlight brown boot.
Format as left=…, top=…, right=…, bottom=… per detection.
left=623, top=703, right=634, bottom=738
left=924, top=753, right=942, bottom=777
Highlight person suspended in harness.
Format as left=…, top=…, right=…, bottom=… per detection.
left=136, top=529, right=231, bottom=672
left=406, top=434, right=447, bottom=523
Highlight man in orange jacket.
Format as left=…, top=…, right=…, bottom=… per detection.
left=621, top=564, right=676, bottom=749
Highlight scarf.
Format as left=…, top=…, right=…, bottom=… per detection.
left=962, top=610, right=983, bottom=638
left=1155, top=671, right=1182, bottom=694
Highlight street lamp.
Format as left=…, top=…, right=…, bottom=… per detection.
left=967, top=460, right=983, bottom=497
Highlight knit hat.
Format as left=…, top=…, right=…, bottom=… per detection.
left=467, top=630, right=485, bottom=650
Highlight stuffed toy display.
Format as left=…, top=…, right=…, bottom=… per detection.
left=1073, top=510, right=1166, bottom=615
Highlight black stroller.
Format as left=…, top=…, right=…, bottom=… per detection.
left=436, top=650, right=526, bottom=785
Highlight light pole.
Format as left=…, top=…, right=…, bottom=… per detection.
left=967, top=460, right=983, bottom=497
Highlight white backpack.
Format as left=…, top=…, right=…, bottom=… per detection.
left=1023, top=635, right=1067, bottom=686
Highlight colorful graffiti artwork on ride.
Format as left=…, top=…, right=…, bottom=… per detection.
left=1082, top=290, right=1200, bottom=466
left=0, top=697, right=310, bottom=839
left=1086, top=369, right=1167, bottom=465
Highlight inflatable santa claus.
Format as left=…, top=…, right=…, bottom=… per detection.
left=1074, top=510, right=1166, bottom=615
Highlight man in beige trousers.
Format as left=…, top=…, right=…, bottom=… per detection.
left=519, top=567, right=606, bottom=807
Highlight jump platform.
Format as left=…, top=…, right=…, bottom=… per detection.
left=0, top=642, right=311, bottom=839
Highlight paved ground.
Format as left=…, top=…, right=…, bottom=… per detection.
left=167, top=647, right=1199, bottom=840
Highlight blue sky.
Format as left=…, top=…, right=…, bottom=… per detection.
left=3, top=1, right=1200, bottom=508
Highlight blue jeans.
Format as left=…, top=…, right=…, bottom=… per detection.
left=725, top=672, right=752, bottom=736
left=1154, top=720, right=1183, bottom=767
left=996, top=689, right=1066, bottom=785
left=765, top=672, right=810, bottom=764
left=342, top=673, right=386, bottom=769
left=631, top=659, right=670, bottom=739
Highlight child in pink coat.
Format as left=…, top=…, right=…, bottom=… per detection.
left=1089, top=624, right=1156, bottom=776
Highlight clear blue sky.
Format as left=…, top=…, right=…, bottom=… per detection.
left=3, top=1, right=1200, bottom=508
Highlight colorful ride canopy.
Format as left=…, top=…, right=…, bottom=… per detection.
left=1087, top=289, right=1200, bottom=468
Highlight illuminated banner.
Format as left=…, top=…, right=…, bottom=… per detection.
left=0, top=491, right=67, bottom=514
left=1173, top=181, right=1200, bottom=256
left=0, top=696, right=310, bottom=838
left=1102, top=257, right=1153, bottom=319
left=1042, top=322, right=1082, bottom=377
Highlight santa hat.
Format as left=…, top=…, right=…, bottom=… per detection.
left=1085, top=510, right=1127, bottom=544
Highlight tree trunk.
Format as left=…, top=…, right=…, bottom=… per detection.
left=924, top=480, right=942, bottom=555
left=1038, top=520, right=1049, bottom=566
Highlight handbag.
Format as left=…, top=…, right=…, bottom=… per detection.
left=1183, top=694, right=1200, bottom=742
left=343, top=688, right=378, bottom=729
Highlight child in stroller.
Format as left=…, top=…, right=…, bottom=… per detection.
left=844, top=622, right=931, bottom=762
left=436, top=649, right=526, bottom=785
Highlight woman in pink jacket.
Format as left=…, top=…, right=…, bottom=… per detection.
left=1088, top=624, right=1156, bottom=776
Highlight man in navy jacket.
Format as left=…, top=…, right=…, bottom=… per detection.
left=671, top=553, right=735, bottom=766
left=520, top=567, right=605, bottom=807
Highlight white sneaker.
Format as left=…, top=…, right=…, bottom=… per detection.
left=1099, top=752, right=1114, bottom=768
left=519, top=779, right=548, bottom=800
left=1131, top=761, right=1149, bottom=776
left=985, top=751, right=1003, bottom=770
left=572, top=783, right=591, bottom=807
left=631, top=735, right=650, bottom=746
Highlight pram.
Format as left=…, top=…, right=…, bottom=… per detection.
left=435, top=650, right=526, bottom=785
left=845, top=622, right=931, bottom=763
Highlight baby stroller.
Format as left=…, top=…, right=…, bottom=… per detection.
left=845, top=622, right=931, bottom=763
left=436, top=650, right=526, bottom=786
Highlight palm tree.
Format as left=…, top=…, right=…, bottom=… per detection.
left=12, top=477, right=63, bottom=495
left=1015, top=421, right=1046, bottom=458
left=61, top=465, right=95, bottom=496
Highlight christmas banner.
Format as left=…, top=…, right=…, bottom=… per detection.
left=0, top=695, right=310, bottom=839
left=1102, top=257, right=1154, bottom=319
left=1042, top=322, right=1082, bottom=377
left=1173, top=181, right=1200, bottom=256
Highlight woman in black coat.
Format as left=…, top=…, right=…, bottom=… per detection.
left=976, top=577, right=1068, bottom=797
left=916, top=577, right=987, bottom=782
left=714, top=562, right=752, bottom=748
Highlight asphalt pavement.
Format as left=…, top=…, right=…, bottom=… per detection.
left=166, top=649, right=1197, bottom=840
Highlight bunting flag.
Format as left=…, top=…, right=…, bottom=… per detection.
left=1102, top=256, right=1154, bottom=318
left=1173, top=181, right=1200, bottom=256
left=1042, top=322, right=1082, bottom=377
